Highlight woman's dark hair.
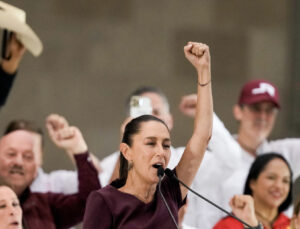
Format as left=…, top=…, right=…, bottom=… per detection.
left=113, top=115, right=169, bottom=187
left=243, top=153, right=293, bottom=213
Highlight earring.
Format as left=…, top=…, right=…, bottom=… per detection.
left=128, top=160, right=133, bottom=170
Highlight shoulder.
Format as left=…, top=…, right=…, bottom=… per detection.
left=264, top=138, right=300, bottom=149
left=273, top=213, right=290, bottom=227
left=89, top=185, right=115, bottom=200
left=88, top=185, right=119, bottom=207
left=84, top=188, right=114, bottom=228
left=213, top=216, right=243, bottom=229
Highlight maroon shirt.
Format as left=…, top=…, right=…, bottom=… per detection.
left=21, top=152, right=101, bottom=229
left=83, top=169, right=185, bottom=229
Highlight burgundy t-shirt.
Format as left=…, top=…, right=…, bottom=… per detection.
left=83, top=170, right=185, bottom=229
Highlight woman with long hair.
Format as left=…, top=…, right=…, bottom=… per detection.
left=214, top=153, right=293, bottom=229
left=83, top=42, right=213, bottom=228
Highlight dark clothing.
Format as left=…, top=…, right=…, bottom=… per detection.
left=213, top=213, right=290, bottom=229
left=83, top=169, right=185, bottom=229
left=21, top=152, right=101, bottom=229
left=0, top=66, right=16, bottom=107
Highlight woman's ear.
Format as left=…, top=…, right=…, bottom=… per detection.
left=120, top=143, right=132, bottom=161
left=249, top=179, right=256, bottom=192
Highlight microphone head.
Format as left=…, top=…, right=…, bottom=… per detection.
left=157, top=166, right=165, bottom=177
left=164, top=168, right=174, bottom=178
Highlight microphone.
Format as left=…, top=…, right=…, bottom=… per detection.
left=156, top=166, right=179, bottom=229
left=164, top=169, right=256, bottom=229
left=157, top=166, right=165, bottom=177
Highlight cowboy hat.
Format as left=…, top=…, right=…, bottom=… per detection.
left=0, top=1, right=43, bottom=57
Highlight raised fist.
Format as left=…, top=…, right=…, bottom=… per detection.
left=184, top=42, right=210, bottom=71
left=179, top=94, right=197, bottom=118
left=229, top=195, right=258, bottom=227
left=46, top=114, right=88, bottom=155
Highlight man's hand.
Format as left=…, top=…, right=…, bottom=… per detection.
left=46, top=114, right=88, bottom=155
left=179, top=94, right=197, bottom=118
left=1, top=33, right=26, bottom=74
left=230, top=195, right=258, bottom=227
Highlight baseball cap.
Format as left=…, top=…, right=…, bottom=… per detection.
left=238, top=79, right=280, bottom=108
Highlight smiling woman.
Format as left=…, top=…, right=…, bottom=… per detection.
left=83, top=41, right=213, bottom=229
left=214, top=153, right=293, bottom=229
left=0, top=185, right=22, bottom=229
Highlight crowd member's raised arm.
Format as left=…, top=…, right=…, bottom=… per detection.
left=176, top=42, right=213, bottom=199
left=0, top=33, right=25, bottom=107
left=46, top=114, right=88, bottom=155
left=45, top=114, right=101, bottom=228
left=46, top=114, right=102, bottom=172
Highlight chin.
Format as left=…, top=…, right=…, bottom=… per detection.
left=148, top=176, right=159, bottom=184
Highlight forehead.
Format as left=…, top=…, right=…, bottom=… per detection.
left=137, top=121, right=170, bottom=139
left=262, top=158, right=290, bottom=176
left=0, top=130, right=42, bottom=151
left=0, top=186, right=17, bottom=200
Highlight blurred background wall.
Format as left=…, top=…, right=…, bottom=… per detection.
left=1, top=0, right=299, bottom=189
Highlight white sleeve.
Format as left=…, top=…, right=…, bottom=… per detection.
left=208, top=112, right=241, bottom=170
left=184, top=153, right=236, bottom=229
left=183, top=113, right=243, bottom=229
left=30, top=169, right=80, bottom=194
left=31, top=152, right=120, bottom=193
left=267, top=138, right=300, bottom=179
left=99, top=151, right=119, bottom=186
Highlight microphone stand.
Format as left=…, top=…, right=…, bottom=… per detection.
left=157, top=166, right=179, bottom=229
left=164, top=169, right=256, bottom=229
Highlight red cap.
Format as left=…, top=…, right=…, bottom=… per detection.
left=238, top=79, right=280, bottom=108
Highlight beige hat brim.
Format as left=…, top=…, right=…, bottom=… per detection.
left=0, top=11, right=43, bottom=57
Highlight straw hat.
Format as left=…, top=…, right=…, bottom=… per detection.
left=0, top=1, right=43, bottom=57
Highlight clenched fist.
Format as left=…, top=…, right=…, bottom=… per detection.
left=46, top=114, right=88, bottom=155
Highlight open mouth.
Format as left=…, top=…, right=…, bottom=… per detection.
left=152, top=163, right=163, bottom=169
left=10, top=221, right=19, bottom=226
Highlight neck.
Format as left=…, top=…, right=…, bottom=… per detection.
left=119, top=169, right=157, bottom=203
left=254, top=199, right=278, bottom=228
left=237, top=130, right=262, bottom=156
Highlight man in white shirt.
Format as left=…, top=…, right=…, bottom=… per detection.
left=183, top=79, right=300, bottom=228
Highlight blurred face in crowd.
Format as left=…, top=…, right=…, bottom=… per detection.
left=0, top=186, right=22, bottom=229
left=234, top=101, right=278, bottom=142
left=0, top=130, right=42, bottom=196
left=122, top=120, right=171, bottom=185
left=250, top=158, right=290, bottom=210
left=141, top=92, right=173, bottom=130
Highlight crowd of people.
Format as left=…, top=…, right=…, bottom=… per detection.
left=1, top=1, right=300, bottom=229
